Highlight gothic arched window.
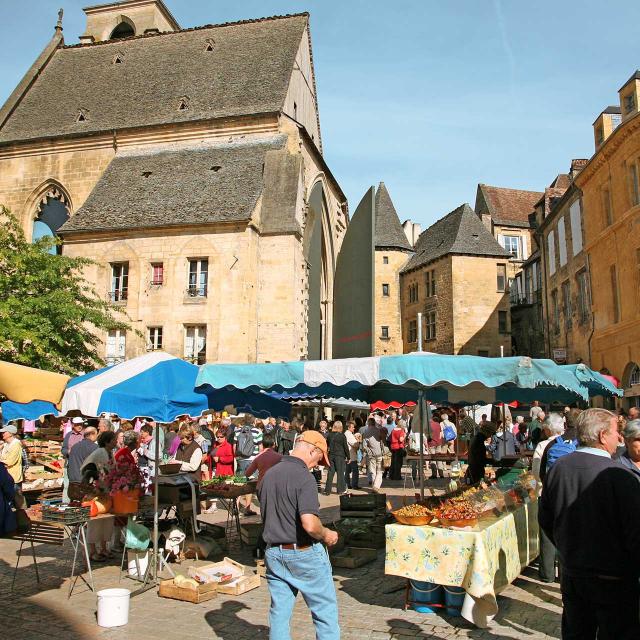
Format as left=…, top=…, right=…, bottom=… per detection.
left=32, top=190, right=70, bottom=255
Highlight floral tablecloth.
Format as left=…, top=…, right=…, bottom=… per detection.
left=385, top=500, right=539, bottom=627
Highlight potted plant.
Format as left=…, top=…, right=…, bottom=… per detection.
left=97, top=459, right=145, bottom=514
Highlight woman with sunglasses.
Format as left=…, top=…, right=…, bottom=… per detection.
left=212, top=428, right=235, bottom=476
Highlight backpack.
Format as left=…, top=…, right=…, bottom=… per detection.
left=279, top=429, right=296, bottom=455
left=442, top=423, right=456, bottom=442
left=545, top=437, right=577, bottom=472
left=235, top=426, right=255, bottom=459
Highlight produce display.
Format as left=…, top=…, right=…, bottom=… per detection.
left=392, top=470, right=537, bottom=529
left=392, top=503, right=434, bottom=526
left=201, top=475, right=248, bottom=487
left=435, top=498, right=480, bottom=527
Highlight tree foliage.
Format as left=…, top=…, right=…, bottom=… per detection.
left=0, top=207, right=133, bottom=375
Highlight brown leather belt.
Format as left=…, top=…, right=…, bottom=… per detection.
left=273, top=543, right=312, bottom=550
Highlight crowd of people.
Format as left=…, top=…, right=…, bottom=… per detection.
left=3, top=401, right=640, bottom=638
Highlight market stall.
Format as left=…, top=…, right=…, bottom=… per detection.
left=386, top=476, right=539, bottom=627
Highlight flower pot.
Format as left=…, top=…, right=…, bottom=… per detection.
left=111, top=489, right=140, bottom=514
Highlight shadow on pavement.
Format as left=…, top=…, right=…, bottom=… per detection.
left=0, top=556, right=91, bottom=639
left=204, top=600, right=269, bottom=640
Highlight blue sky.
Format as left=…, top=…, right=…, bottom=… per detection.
left=1, top=1, right=639, bottom=228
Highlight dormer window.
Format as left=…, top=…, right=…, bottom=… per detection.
left=178, top=96, right=190, bottom=111
left=76, top=109, right=88, bottom=123
left=204, top=38, right=215, bottom=52
left=113, top=53, right=124, bottom=65
left=624, top=92, right=636, bottom=114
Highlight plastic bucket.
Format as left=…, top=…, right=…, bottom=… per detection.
left=443, top=585, right=465, bottom=616
left=410, top=580, right=443, bottom=614
left=97, top=588, right=131, bottom=628
left=127, top=550, right=149, bottom=579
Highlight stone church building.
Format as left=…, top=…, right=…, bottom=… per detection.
left=0, top=1, right=347, bottom=365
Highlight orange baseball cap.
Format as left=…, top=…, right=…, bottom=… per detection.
left=296, top=430, right=330, bottom=466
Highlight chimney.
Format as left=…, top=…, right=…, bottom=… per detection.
left=402, top=220, right=422, bottom=247
left=569, top=159, right=589, bottom=179
left=592, top=107, right=621, bottom=150
left=619, top=70, right=640, bottom=121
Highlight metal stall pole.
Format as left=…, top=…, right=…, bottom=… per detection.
left=418, top=390, right=425, bottom=501
left=153, top=420, right=160, bottom=583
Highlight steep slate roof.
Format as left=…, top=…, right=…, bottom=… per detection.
left=59, top=135, right=287, bottom=233
left=477, top=184, right=543, bottom=228
left=0, top=14, right=308, bottom=144
left=374, top=182, right=413, bottom=251
left=401, top=203, right=510, bottom=273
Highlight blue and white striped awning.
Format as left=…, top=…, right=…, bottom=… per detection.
left=196, top=353, right=621, bottom=405
left=3, top=352, right=290, bottom=422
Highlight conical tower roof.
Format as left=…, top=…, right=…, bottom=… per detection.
left=374, top=182, right=413, bottom=252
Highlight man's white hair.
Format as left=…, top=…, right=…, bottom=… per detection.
left=576, top=408, right=617, bottom=446
left=544, top=413, right=565, bottom=436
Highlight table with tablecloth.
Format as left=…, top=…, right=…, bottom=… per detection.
left=385, top=500, right=539, bottom=627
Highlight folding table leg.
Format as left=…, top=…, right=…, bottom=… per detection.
left=11, top=540, right=25, bottom=591
left=30, top=538, right=40, bottom=584
left=80, top=524, right=94, bottom=592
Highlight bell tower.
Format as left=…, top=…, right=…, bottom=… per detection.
left=79, top=0, right=180, bottom=44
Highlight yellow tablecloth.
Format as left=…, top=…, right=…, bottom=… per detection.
left=385, top=500, right=539, bottom=627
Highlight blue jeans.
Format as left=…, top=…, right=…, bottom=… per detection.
left=265, top=543, right=340, bottom=640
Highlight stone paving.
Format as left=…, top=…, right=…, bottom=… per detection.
left=1, top=480, right=562, bottom=640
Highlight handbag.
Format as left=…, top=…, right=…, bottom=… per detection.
left=382, top=443, right=392, bottom=469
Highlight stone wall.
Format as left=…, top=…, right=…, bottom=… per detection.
left=576, top=111, right=640, bottom=390
left=451, top=255, right=511, bottom=357
left=374, top=249, right=409, bottom=355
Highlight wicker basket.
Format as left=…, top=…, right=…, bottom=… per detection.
left=392, top=511, right=434, bottom=526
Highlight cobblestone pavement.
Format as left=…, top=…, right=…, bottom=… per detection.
left=2, top=481, right=562, bottom=640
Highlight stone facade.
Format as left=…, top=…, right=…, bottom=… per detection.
left=0, top=5, right=347, bottom=366
left=374, top=250, right=407, bottom=355
left=575, top=72, right=640, bottom=407
left=538, top=185, right=591, bottom=365
left=400, top=254, right=511, bottom=357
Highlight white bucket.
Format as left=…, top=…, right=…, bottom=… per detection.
left=127, top=550, right=149, bottom=578
left=97, top=588, right=131, bottom=628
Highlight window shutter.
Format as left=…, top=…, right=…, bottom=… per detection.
left=569, top=201, right=583, bottom=255
left=547, top=233, right=556, bottom=275
left=106, top=331, right=116, bottom=357
left=521, top=235, right=528, bottom=260
left=497, top=234, right=505, bottom=247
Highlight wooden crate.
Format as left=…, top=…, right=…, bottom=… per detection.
left=158, top=578, right=217, bottom=604
left=240, top=523, right=263, bottom=546
left=192, top=558, right=261, bottom=596
left=340, top=493, right=387, bottom=511
left=217, top=572, right=260, bottom=595
left=330, top=547, right=378, bottom=568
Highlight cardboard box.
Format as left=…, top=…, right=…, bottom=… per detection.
left=194, top=557, right=261, bottom=596
left=158, top=578, right=217, bottom=604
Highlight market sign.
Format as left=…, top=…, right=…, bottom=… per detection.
left=553, top=348, right=567, bottom=363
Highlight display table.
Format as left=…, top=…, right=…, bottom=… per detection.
left=13, top=513, right=116, bottom=597
left=156, top=473, right=201, bottom=534
left=201, top=481, right=257, bottom=544
left=385, top=500, right=539, bottom=627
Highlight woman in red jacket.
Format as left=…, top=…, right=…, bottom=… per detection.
left=389, top=422, right=406, bottom=481
left=212, top=429, right=234, bottom=476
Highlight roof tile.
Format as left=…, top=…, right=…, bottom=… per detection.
left=0, top=14, right=308, bottom=143
left=401, top=203, right=510, bottom=273
left=374, top=182, right=413, bottom=251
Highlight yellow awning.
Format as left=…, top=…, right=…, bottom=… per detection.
left=0, top=360, right=69, bottom=405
